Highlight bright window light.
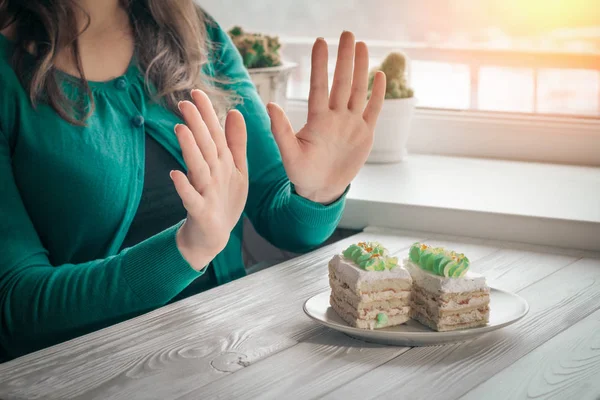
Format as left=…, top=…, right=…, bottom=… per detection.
left=537, top=69, right=600, bottom=116
left=203, top=0, right=600, bottom=118
left=411, top=61, right=471, bottom=110
left=479, top=67, right=535, bottom=113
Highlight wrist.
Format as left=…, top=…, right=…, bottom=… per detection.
left=293, top=185, right=346, bottom=205
left=176, top=220, right=223, bottom=271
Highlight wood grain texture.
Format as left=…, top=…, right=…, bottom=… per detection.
left=0, top=230, right=424, bottom=400
left=323, top=257, right=600, bottom=400
left=174, top=237, right=504, bottom=399
left=0, top=227, right=597, bottom=400
left=179, top=329, right=411, bottom=400
left=177, top=236, right=577, bottom=399
left=461, top=309, right=600, bottom=400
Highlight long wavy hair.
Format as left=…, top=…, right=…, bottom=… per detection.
left=0, top=0, right=233, bottom=125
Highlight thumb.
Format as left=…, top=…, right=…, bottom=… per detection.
left=267, top=102, right=298, bottom=166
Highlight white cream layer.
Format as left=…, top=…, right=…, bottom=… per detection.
left=329, top=254, right=412, bottom=290
left=403, top=259, right=487, bottom=294
left=413, top=292, right=489, bottom=313
left=330, top=274, right=411, bottom=304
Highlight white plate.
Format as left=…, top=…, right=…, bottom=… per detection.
left=303, top=288, right=529, bottom=346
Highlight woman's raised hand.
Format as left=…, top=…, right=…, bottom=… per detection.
left=171, top=89, right=249, bottom=271
left=268, top=31, right=386, bottom=204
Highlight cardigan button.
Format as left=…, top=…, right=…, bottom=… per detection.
left=131, top=115, right=145, bottom=128
left=114, top=77, right=127, bottom=90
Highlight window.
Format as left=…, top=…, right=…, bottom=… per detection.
left=201, top=0, right=600, bottom=165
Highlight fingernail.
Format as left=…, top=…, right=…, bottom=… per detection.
left=178, top=101, right=184, bottom=111
left=316, top=37, right=324, bottom=41
left=174, top=123, right=181, bottom=133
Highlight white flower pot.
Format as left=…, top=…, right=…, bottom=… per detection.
left=367, top=97, right=417, bottom=163
left=248, top=62, right=297, bottom=111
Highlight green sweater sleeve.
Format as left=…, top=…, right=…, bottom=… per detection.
left=0, top=129, right=202, bottom=360
left=208, top=24, right=347, bottom=253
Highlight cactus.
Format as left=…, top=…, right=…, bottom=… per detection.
left=368, top=52, right=414, bottom=99
left=228, top=26, right=282, bottom=69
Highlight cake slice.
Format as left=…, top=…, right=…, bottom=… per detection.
left=329, top=242, right=412, bottom=329
left=404, top=242, right=490, bottom=332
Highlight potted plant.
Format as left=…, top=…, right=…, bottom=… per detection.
left=228, top=26, right=297, bottom=109
left=367, top=52, right=417, bottom=163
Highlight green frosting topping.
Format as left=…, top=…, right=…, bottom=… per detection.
left=408, top=242, right=470, bottom=278
left=376, top=313, right=388, bottom=328
left=342, top=242, right=398, bottom=271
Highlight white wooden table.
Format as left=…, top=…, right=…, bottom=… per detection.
left=1, top=227, right=600, bottom=400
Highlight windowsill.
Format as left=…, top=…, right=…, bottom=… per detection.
left=341, top=154, right=600, bottom=252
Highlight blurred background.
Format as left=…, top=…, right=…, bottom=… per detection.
left=202, top=0, right=600, bottom=117
left=199, top=0, right=600, bottom=269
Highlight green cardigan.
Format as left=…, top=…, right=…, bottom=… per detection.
left=0, top=23, right=346, bottom=361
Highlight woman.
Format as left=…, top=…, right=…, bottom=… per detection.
left=0, top=0, right=386, bottom=361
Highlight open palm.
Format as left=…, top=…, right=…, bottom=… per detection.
left=268, top=31, right=386, bottom=204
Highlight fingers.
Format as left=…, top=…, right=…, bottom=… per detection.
left=191, top=89, right=227, bottom=152
left=179, top=100, right=219, bottom=167
left=348, top=41, right=369, bottom=111
left=267, top=102, right=299, bottom=167
left=175, top=123, right=211, bottom=192
left=363, top=71, right=386, bottom=127
left=224, top=109, right=248, bottom=175
left=308, top=37, right=329, bottom=115
left=170, top=170, right=204, bottom=215
left=329, top=31, right=355, bottom=110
